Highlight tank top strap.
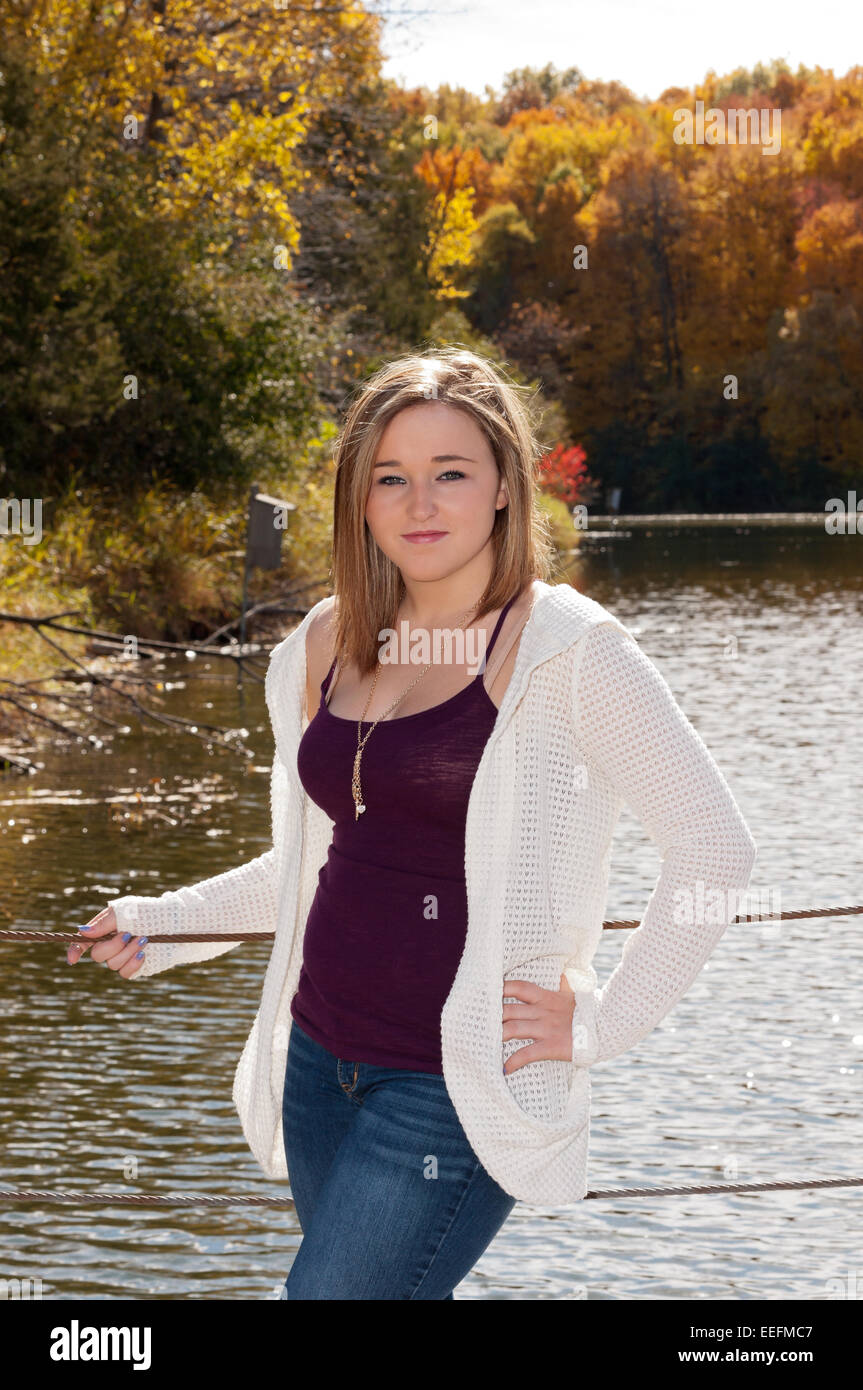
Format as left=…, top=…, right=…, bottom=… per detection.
left=321, top=654, right=338, bottom=700
left=482, top=592, right=519, bottom=662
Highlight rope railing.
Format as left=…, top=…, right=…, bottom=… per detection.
left=0, top=1175, right=861, bottom=1206
left=2, top=902, right=861, bottom=945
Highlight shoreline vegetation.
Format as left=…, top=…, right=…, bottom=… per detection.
left=0, top=471, right=337, bottom=760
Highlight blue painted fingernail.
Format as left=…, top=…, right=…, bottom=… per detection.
left=138, top=936, right=148, bottom=945
left=78, top=923, right=94, bottom=932
left=121, top=933, right=131, bottom=944
left=136, top=950, right=145, bottom=959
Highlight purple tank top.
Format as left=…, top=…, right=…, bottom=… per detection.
left=291, top=593, right=520, bottom=1071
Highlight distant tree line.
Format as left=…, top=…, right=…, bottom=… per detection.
left=1, top=5, right=860, bottom=512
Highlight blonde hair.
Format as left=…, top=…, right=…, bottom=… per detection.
left=329, top=345, right=560, bottom=675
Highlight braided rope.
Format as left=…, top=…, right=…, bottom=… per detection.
left=0, top=1175, right=861, bottom=1206
left=2, top=904, right=861, bottom=945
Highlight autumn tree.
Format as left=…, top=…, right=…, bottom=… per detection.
left=0, top=0, right=388, bottom=492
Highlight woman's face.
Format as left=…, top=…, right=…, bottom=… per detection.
left=365, top=401, right=508, bottom=582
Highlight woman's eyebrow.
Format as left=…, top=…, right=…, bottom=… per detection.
left=373, top=454, right=477, bottom=468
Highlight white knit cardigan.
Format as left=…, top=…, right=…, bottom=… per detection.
left=109, top=580, right=757, bottom=1206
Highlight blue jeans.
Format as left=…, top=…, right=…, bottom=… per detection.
left=279, top=1019, right=517, bottom=1299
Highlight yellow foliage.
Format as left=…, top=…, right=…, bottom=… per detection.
left=423, top=187, right=479, bottom=300
left=9, top=0, right=371, bottom=254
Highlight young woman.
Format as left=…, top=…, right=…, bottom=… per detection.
left=68, top=347, right=757, bottom=1300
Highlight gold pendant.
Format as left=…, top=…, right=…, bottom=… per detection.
left=352, top=748, right=365, bottom=819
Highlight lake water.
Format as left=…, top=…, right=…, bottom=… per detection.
left=2, top=522, right=862, bottom=1300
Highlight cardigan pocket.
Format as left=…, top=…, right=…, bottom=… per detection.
left=496, top=1054, right=591, bottom=1138
left=499, top=955, right=595, bottom=1137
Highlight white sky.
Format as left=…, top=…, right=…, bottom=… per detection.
left=378, top=0, right=860, bottom=101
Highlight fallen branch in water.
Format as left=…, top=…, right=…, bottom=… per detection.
left=0, top=574, right=328, bottom=660
left=0, top=580, right=327, bottom=765
left=0, top=611, right=268, bottom=660
left=0, top=746, right=40, bottom=774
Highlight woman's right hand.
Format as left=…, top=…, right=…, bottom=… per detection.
left=66, top=907, right=147, bottom=978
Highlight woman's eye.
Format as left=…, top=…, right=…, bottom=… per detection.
left=376, top=470, right=465, bottom=485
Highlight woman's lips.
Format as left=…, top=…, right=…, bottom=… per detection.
left=402, top=532, right=448, bottom=543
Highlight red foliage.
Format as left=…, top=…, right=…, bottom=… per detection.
left=537, top=442, right=595, bottom=506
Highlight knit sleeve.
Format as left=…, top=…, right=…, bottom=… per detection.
left=105, top=749, right=286, bottom=981
left=566, top=621, right=757, bottom=1066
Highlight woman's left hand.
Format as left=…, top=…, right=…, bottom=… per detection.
left=502, top=972, right=575, bottom=1075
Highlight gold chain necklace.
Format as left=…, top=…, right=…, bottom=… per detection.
left=351, top=599, right=482, bottom=821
